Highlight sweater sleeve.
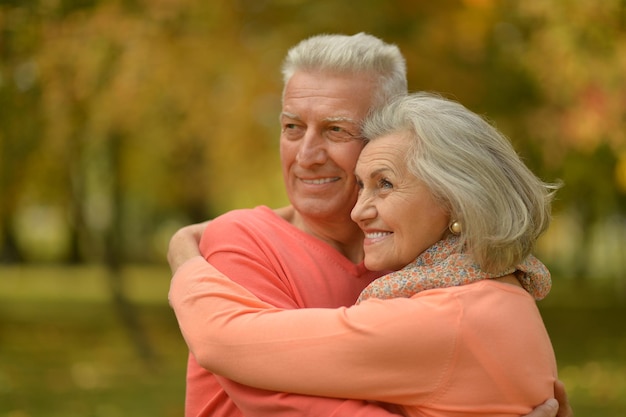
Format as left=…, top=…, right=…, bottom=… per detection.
left=189, top=214, right=405, bottom=416
left=169, top=257, right=458, bottom=406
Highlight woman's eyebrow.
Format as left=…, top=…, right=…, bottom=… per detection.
left=355, top=167, right=391, bottom=179
left=369, top=167, right=391, bottom=178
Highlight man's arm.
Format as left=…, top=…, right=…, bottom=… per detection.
left=523, top=380, right=572, bottom=417
left=554, top=379, right=574, bottom=417
left=167, top=221, right=208, bottom=273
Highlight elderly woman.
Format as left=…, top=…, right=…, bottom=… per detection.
left=169, top=92, right=561, bottom=417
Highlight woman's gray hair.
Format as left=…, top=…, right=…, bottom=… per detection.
left=363, top=92, right=561, bottom=272
left=281, top=33, right=407, bottom=111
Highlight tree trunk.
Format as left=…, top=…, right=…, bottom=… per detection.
left=104, top=130, right=157, bottom=370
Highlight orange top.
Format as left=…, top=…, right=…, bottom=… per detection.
left=170, top=255, right=558, bottom=417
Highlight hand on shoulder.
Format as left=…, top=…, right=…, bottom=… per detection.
left=167, top=221, right=210, bottom=273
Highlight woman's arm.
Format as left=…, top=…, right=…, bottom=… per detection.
left=169, top=257, right=458, bottom=403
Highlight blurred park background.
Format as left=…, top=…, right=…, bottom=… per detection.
left=1, top=0, right=625, bottom=416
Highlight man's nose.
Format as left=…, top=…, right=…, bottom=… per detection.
left=296, top=131, right=327, bottom=166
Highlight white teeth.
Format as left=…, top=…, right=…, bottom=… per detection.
left=302, top=178, right=337, bottom=185
left=366, top=232, right=390, bottom=239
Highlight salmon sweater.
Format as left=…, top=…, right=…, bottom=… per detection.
left=170, top=226, right=558, bottom=416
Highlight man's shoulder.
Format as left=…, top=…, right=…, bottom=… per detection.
left=210, top=205, right=274, bottom=225
left=204, top=205, right=291, bottom=237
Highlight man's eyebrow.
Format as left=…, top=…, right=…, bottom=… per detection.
left=280, top=112, right=300, bottom=120
left=325, top=116, right=358, bottom=124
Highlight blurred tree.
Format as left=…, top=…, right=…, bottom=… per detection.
left=0, top=0, right=624, bottom=281
left=510, top=0, right=626, bottom=278
left=0, top=4, right=43, bottom=262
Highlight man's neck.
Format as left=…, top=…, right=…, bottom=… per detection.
left=274, top=206, right=364, bottom=263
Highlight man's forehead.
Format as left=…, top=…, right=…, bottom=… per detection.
left=282, top=71, right=375, bottom=118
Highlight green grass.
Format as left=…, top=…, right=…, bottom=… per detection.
left=0, top=266, right=625, bottom=416
left=0, top=265, right=188, bottom=417
left=540, top=303, right=626, bottom=416
left=537, top=278, right=626, bottom=417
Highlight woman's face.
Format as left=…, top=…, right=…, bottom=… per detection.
left=351, top=133, right=450, bottom=271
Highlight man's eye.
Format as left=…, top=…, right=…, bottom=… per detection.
left=282, top=124, right=304, bottom=140
left=326, top=126, right=358, bottom=142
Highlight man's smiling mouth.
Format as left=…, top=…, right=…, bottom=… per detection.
left=301, top=177, right=340, bottom=185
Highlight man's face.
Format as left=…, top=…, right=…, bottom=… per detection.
left=280, top=71, right=376, bottom=222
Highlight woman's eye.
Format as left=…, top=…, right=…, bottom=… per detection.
left=379, top=179, right=393, bottom=189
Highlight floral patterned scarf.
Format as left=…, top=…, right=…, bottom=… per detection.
left=357, top=235, right=551, bottom=303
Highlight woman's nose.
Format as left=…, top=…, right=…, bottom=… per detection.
left=351, top=191, right=376, bottom=223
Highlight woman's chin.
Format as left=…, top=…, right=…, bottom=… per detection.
left=364, top=258, right=392, bottom=272
left=365, top=255, right=408, bottom=272
left=364, top=259, right=380, bottom=272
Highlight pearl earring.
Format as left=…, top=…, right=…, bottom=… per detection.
left=449, top=221, right=462, bottom=235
